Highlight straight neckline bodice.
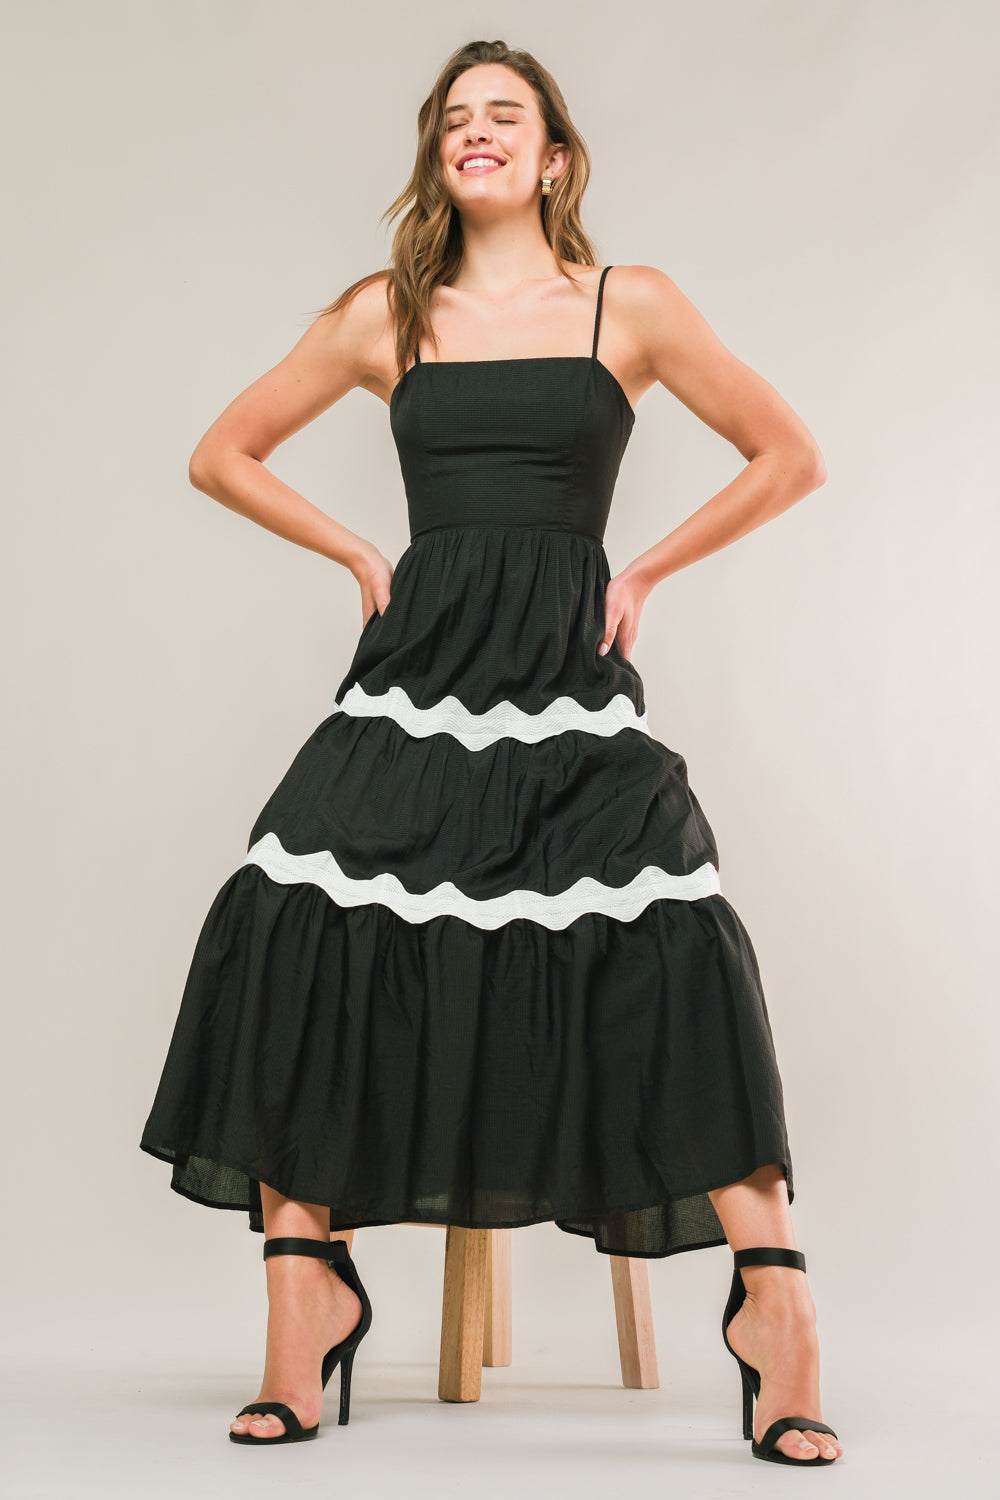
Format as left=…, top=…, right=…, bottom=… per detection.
left=390, top=353, right=635, bottom=421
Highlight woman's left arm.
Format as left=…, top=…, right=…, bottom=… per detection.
left=600, top=264, right=827, bottom=658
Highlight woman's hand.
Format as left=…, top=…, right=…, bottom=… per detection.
left=352, top=545, right=395, bottom=629
left=598, top=567, right=653, bottom=664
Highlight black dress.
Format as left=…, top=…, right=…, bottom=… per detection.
left=140, top=265, right=794, bottom=1258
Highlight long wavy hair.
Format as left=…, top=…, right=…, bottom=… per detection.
left=312, top=39, right=599, bottom=383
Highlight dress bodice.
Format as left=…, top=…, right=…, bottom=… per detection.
left=389, top=265, right=635, bottom=543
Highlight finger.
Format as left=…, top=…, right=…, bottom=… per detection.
left=598, top=615, right=621, bottom=655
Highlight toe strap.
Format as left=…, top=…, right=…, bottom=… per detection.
left=235, top=1400, right=309, bottom=1438
left=758, top=1416, right=838, bottom=1457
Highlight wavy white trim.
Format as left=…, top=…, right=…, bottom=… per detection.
left=331, top=682, right=650, bottom=749
left=239, top=830, right=722, bottom=930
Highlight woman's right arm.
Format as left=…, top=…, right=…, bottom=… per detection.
left=187, top=276, right=395, bottom=626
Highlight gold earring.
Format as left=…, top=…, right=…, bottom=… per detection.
left=541, top=175, right=553, bottom=195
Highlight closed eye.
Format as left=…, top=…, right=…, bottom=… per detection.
left=446, top=119, right=517, bottom=130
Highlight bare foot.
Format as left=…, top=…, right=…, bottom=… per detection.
left=229, top=1246, right=363, bottom=1440
left=724, top=1266, right=844, bottom=1463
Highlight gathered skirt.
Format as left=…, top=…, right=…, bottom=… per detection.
left=140, top=525, right=794, bottom=1256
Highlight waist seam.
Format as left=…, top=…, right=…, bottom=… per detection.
left=410, top=522, right=605, bottom=545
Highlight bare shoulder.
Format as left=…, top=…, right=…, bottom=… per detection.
left=602, top=263, right=711, bottom=365
left=305, top=272, right=398, bottom=399
left=603, top=263, right=825, bottom=469
left=588, top=263, right=701, bottom=411
left=188, top=272, right=396, bottom=472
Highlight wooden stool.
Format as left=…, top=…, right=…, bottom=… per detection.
left=335, top=1223, right=659, bottom=1402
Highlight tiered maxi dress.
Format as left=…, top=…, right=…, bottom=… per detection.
left=140, top=265, right=794, bottom=1257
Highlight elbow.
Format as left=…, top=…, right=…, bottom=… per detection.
left=188, top=446, right=216, bottom=493
left=809, top=446, right=828, bottom=490
left=796, top=443, right=827, bottom=494
left=751, top=440, right=828, bottom=494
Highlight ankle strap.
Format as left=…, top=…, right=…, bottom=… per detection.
left=734, top=1247, right=806, bottom=1272
left=263, top=1235, right=346, bottom=1263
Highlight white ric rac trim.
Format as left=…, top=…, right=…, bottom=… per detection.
left=239, top=831, right=722, bottom=930
left=331, top=683, right=651, bottom=749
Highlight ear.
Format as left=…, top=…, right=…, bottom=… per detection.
left=545, top=142, right=571, bottom=179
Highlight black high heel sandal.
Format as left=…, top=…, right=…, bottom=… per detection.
left=229, top=1235, right=373, bottom=1445
left=721, top=1247, right=839, bottom=1466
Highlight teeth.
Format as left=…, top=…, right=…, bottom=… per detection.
left=460, top=157, right=504, bottom=171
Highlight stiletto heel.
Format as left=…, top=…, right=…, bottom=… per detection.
left=230, top=1234, right=373, bottom=1444
left=721, top=1246, right=839, bottom=1466
left=337, top=1344, right=357, bottom=1426
left=739, top=1361, right=754, bottom=1440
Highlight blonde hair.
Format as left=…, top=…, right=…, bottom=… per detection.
left=312, top=38, right=599, bottom=382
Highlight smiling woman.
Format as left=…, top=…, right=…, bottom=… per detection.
left=139, top=36, right=839, bottom=1466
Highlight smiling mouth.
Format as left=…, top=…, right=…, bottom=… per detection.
left=458, top=159, right=507, bottom=173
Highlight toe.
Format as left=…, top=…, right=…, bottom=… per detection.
left=773, top=1422, right=815, bottom=1458
left=777, top=1431, right=819, bottom=1460
left=249, top=1412, right=286, bottom=1439
left=775, top=1429, right=839, bottom=1461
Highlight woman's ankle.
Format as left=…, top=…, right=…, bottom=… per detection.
left=740, top=1267, right=816, bottom=1312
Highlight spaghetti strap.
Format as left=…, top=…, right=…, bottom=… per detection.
left=592, top=265, right=613, bottom=359
left=414, top=339, right=422, bottom=365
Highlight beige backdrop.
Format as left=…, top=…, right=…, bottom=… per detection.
left=3, top=1, right=996, bottom=1494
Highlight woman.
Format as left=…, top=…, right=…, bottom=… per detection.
left=141, top=39, right=842, bottom=1466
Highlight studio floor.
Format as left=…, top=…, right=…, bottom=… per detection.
left=5, top=1312, right=985, bottom=1498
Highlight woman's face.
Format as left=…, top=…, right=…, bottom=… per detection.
left=438, top=63, right=565, bottom=214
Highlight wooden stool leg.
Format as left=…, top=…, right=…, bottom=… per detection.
left=610, top=1254, right=660, bottom=1388
left=439, top=1225, right=489, bottom=1401
left=482, top=1228, right=512, bottom=1366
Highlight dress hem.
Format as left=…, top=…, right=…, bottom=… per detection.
left=139, top=1139, right=792, bottom=1260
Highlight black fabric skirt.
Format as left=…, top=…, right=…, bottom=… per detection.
left=140, top=525, right=794, bottom=1257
